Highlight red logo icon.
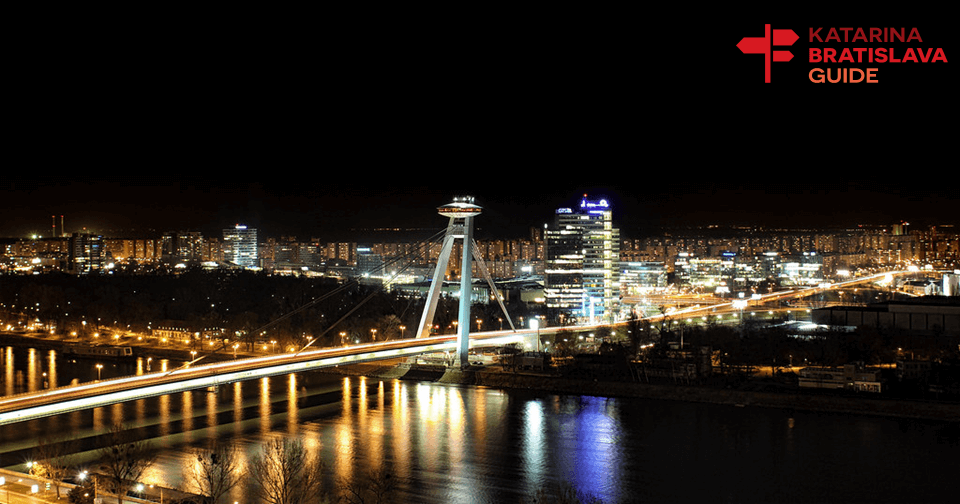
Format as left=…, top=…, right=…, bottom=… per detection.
left=737, top=24, right=799, bottom=82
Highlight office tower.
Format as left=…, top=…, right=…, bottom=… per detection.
left=223, top=224, right=258, bottom=269
left=69, top=232, right=103, bottom=274
left=544, top=196, right=620, bottom=324
left=357, top=246, right=384, bottom=280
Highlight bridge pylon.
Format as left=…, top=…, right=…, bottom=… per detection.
left=415, top=196, right=483, bottom=367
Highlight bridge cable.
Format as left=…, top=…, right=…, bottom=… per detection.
left=170, top=229, right=448, bottom=371
left=251, top=227, right=449, bottom=354
left=470, top=238, right=517, bottom=332
left=294, top=229, right=449, bottom=354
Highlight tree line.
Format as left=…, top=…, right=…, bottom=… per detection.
left=0, top=270, right=429, bottom=350
left=0, top=270, right=540, bottom=352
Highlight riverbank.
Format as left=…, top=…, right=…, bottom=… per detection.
left=0, top=332, right=252, bottom=362
left=323, top=362, right=960, bottom=423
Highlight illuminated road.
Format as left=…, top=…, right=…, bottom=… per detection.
left=636, top=270, right=915, bottom=323
left=0, top=331, right=529, bottom=426
left=0, top=270, right=921, bottom=426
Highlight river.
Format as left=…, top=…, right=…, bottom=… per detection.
left=1, top=345, right=958, bottom=503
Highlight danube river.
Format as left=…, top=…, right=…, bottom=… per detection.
left=1, top=345, right=958, bottom=503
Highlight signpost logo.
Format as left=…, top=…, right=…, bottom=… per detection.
left=736, top=24, right=799, bottom=83
left=737, top=24, right=948, bottom=84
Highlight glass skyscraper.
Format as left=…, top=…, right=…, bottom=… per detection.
left=544, top=196, right=620, bottom=324
left=223, top=225, right=258, bottom=269
left=69, top=232, right=103, bottom=274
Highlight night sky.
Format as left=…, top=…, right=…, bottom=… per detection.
left=1, top=178, right=955, bottom=241
left=4, top=7, right=956, bottom=240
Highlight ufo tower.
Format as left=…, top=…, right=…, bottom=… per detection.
left=415, top=196, right=484, bottom=367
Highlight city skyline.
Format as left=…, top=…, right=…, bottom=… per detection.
left=1, top=178, right=957, bottom=240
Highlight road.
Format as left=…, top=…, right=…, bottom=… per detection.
left=638, top=270, right=913, bottom=323
left=0, top=269, right=920, bottom=426
left=0, top=469, right=74, bottom=504
left=0, top=330, right=529, bottom=425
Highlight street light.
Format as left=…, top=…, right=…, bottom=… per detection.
left=149, top=484, right=164, bottom=504
left=95, top=364, right=103, bottom=381
left=78, top=470, right=97, bottom=500
left=529, top=318, right=540, bottom=352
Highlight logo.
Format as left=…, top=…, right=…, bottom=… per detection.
left=736, top=24, right=800, bottom=82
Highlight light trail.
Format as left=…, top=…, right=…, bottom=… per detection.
left=634, top=270, right=914, bottom=322
left=1, top=270, right=919, bottom=425
left=0, top=331, right=528, bottom=425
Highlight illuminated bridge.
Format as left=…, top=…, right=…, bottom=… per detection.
left=0, top=195, right=532, bottom=426
left=0, top=269, right=916, bottom=425
left=0, top=330, right=535, bottom=426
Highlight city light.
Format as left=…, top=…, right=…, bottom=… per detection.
left=0, top=332, right=528, bottom=425
left=0, top=183, right=956, bottom=504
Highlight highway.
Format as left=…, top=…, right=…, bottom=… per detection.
left=637, top=270, right=912, bottom=322
left=0, top=331, right=529, bottom=426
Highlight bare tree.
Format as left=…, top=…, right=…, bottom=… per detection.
left=249, top=438, right=327, bottom=504
left=31, top=434, right=78, bottom=499
left=97, top=423, right=158, bottom=504
left=339, top=467, right=396, bottom=504
left=185, top=440, right=243, bottom=504
left=522, top=481, right=605, bottom=504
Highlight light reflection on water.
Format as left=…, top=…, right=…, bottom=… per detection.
left=2, top=345, right=959, bottom=504
left=44, top=373, right=635, bottom=503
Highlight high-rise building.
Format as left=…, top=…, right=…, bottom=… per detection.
left=223, top=225, right=258, bottom=269
left=69, top=232, right=103, bottom=274
left=357, top=246, right=384, bottom=279
left=161, top=231, right=204, bottom=263
left=544, top=196, right=620, bottom=324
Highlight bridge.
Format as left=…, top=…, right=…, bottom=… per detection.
left=1, top=270, right=907, bottom=425
left=0, top=330, right=539, bottom=425
left=0, top=196, right=526, bottom=426
left=0, top=186, right=921, bottom=427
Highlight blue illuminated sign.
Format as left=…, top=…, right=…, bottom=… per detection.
left=580, top=198, right=609, bottom=209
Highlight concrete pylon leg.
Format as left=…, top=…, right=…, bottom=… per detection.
left=416, top=220, right=456, bottom=340
left=456, top=215, right=474, bottom=367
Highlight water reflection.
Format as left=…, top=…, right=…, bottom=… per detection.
left=2, top=345, right=958, bottom=504
left=522, top=399, right=545, bottom=495
left=567, top=396, right=622, bottom=500
left=4, top=347, right=13, bottom=396
left=47, top=350, right=57, bottom=389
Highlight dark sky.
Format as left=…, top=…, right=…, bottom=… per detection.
left=4, top=6, right=955, bottom=240
left=1, top=178, right=955, bottom=241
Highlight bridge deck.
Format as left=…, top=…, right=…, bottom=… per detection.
left=0, top=331, right=529, bottom=425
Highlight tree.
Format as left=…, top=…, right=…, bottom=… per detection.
left=97, top=423, right=158, bottom=504
left=68, top=476, right=96, bottom=504
left=522, top=481, right=604, bottom=504
left=249, top=438, right=327, bottom=504
left=185, top=440, right=243, bottom=504
left=338, top=467, right=396, bottom=504
left=31, top=434, right=78, bottom=499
